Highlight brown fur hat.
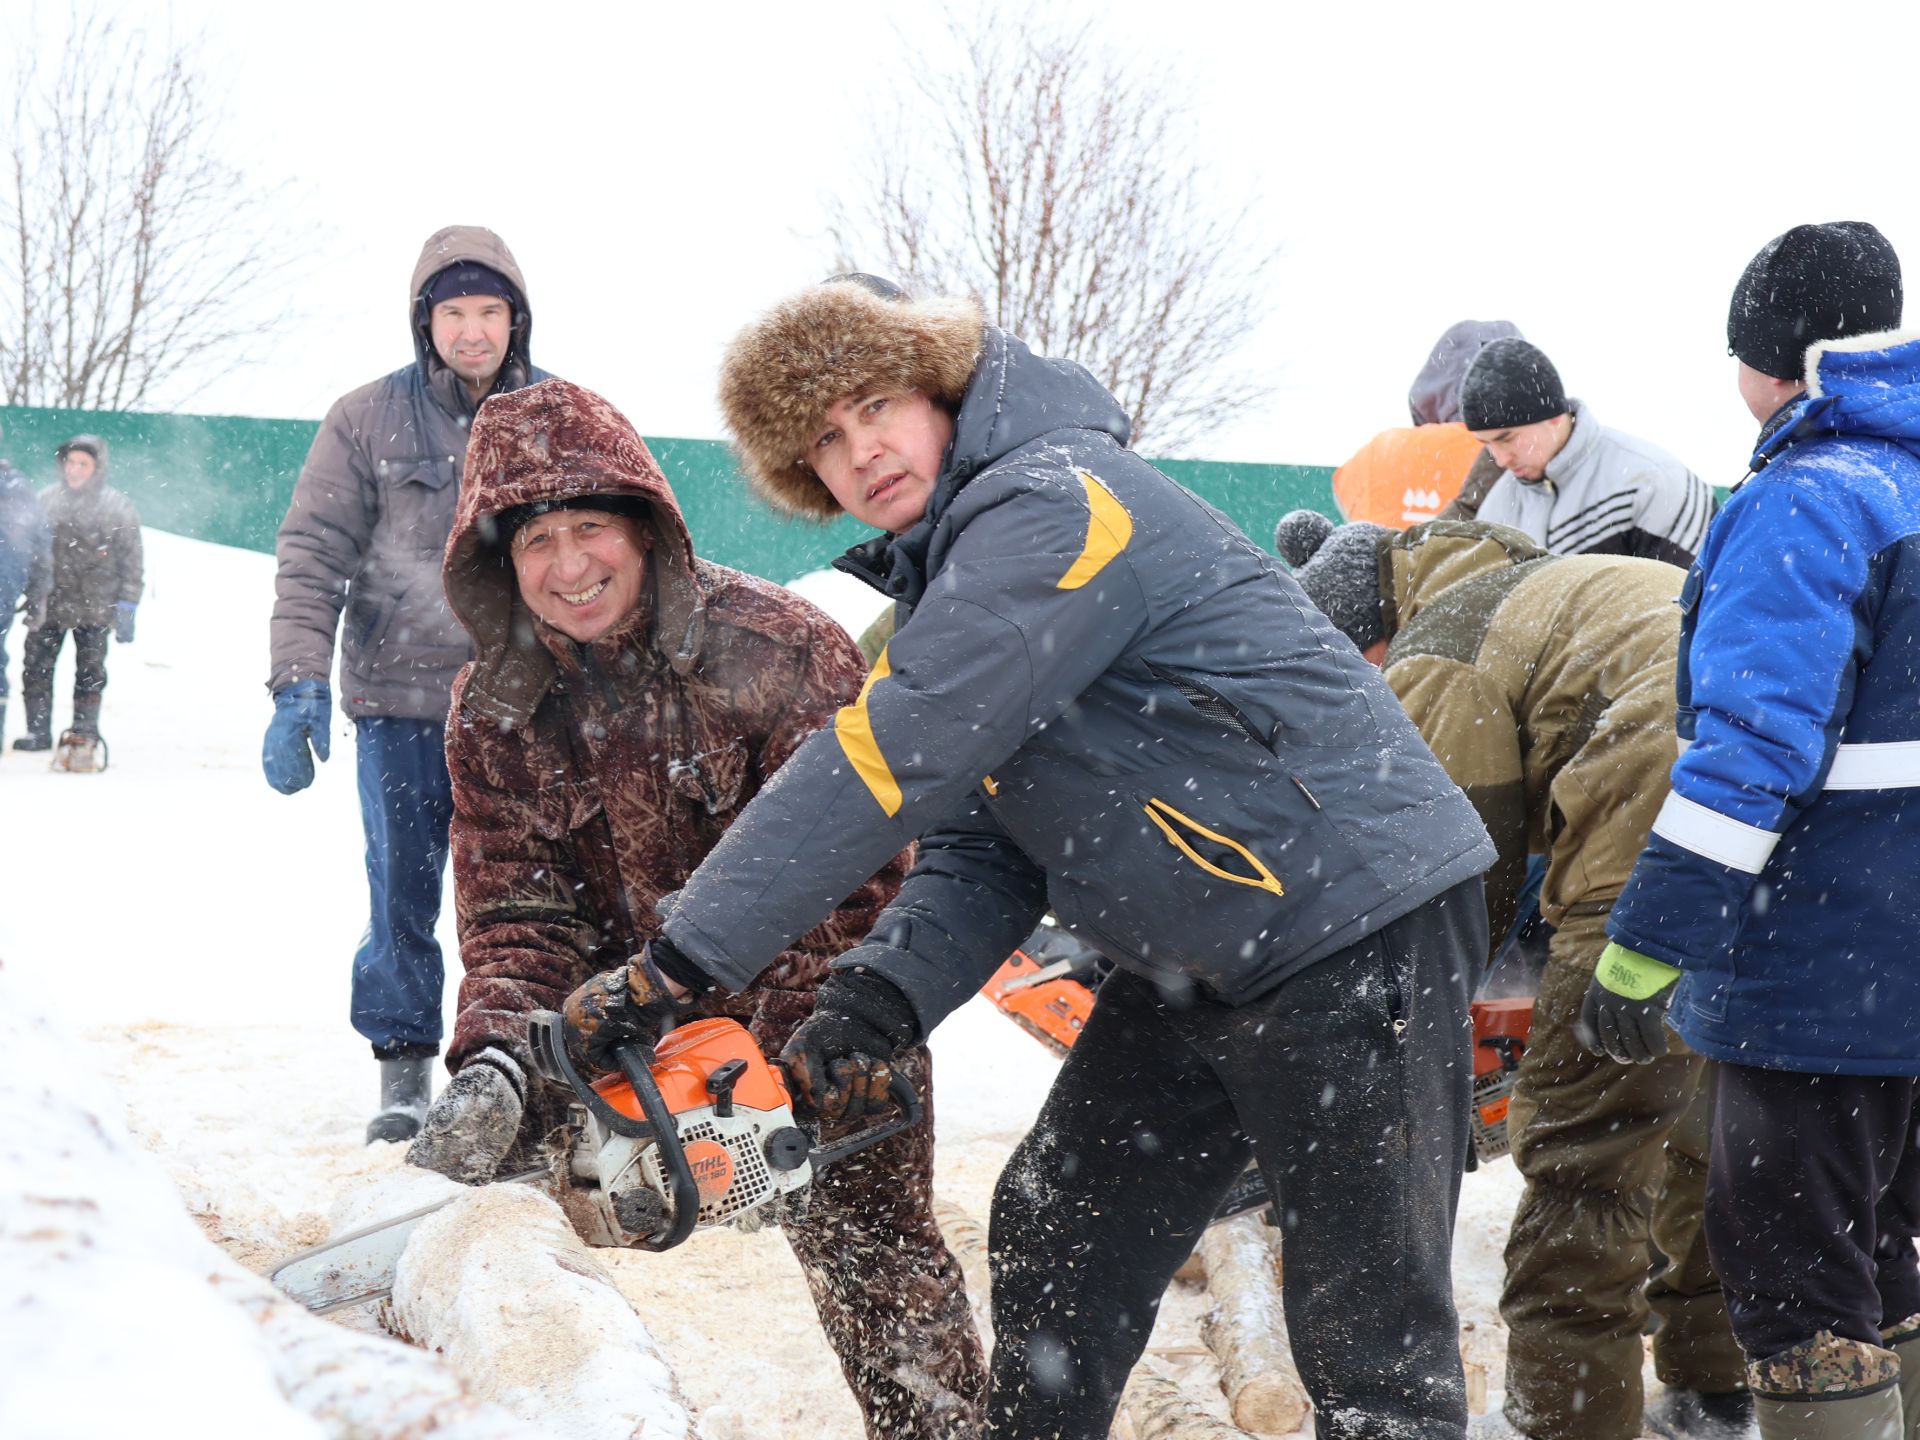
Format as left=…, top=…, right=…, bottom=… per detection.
left=718, top=281, right=985, bottom=520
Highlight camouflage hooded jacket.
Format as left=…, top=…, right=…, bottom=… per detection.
left=1378, top=521, right=1683, bottom=944
left=440, top=379, right=904, bottom=1073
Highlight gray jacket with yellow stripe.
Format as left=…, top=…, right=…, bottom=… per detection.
left=660, top=327, right=1494, bottom=1034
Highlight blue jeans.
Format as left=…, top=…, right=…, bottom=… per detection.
left=350, top=717, right=454, bottom=1055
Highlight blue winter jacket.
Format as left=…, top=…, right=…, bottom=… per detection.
left=1608, top=330, right=1920, bottom=1075
left=0, top=460, right=51, bottom=618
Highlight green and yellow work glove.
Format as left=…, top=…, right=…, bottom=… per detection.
left=1579, top=943, right=1682, bottom=1066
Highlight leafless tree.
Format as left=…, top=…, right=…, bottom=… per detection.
left=829, top=15, right=1280, bottom=453
left=0, top=7, right=290, bottom=410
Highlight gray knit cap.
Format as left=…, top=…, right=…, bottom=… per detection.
left=1274, top=510, right=1392, bottom=651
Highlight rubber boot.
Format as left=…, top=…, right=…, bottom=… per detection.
left=13, top=688, right=50, bottom=751
left=1644, top=1386, right=1758, bottom=1438
left=1749, top=1332, right=1902, bottom=1440
left=1882, top=1313, right=1920, bottom=1440
left=366, top=1055, right=432, bottom=1144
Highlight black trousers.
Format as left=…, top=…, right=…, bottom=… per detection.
left=1705, top=1062, right=1920, bottom=1361
left=986, top=878, right=1484, bottom=1440
left=21, top=623, right=109, bottom=719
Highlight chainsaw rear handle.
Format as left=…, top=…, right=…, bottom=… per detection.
left=609, top=1040, right=701, bottom=1251
left=524, top=1011, right=701, bottom=1251
left=805, top=1067, right=925, bottom=1168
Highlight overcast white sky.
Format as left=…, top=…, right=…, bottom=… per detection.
left=23, top=0, right=1920, bottom=484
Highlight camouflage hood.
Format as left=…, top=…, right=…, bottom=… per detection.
left=443, top=378, right=706, bottom=728
left=1382, top=519, right=1549, bottom=640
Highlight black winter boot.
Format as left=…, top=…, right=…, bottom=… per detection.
left=1644, top=1386, right=1758, bottom=1439
left=70, top=690, right=101, bottom=738
left=13, top=689, right=50, bottom=750
left=366, top=1055, right=433, bottom=1144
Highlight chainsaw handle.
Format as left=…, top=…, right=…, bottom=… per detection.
left=609, top=1040, right=702, bottom=1252
left=526, top=1011, right=654, bottom=1141
left=807, top=1068, right=925, bottom=1169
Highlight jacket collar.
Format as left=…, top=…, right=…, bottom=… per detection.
left=1540, top=399, right=1594, bottom=487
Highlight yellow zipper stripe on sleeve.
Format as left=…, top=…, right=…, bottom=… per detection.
left=835, top=645, right=903, bottom=818
left=1141, top=796, right=1285, bottom=896
left=1056, top=471, right=1133, bottom=591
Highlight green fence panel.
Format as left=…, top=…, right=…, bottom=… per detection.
left=1, top=404, right=1338, bottom=583
left=0, top=404, right=319, bottom=555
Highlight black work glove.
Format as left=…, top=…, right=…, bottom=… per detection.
left=1578, top=942, right=1683, bottom=1066
left=406, top=1048, right=526, bottom=1184
left=781, top=968, right=921, bottom=1125
left=559, top=949, right=691, bottom=1075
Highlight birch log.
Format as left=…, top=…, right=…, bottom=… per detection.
left=0, top=966, right=541, bottom=1439
left=933, top=1195, right=995, bottom=1344
left=391, top=1183, right=694, bottom=1440
left=1197, top=1216, right=1309, bottom=1435
left=1118, top=1365, right=1262, bottom=1440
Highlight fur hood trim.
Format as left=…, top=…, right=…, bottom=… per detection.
left=718, top=282, right=984, bottom=520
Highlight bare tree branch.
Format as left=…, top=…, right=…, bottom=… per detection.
left=829, top=13, right=1279, bottom=453
left=0, top=5, right=294, bottom=411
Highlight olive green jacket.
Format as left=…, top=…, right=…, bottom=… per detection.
left=1380, top=521, right=1683, bottom=947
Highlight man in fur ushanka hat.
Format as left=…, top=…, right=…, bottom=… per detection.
left=555, top=278, right=1499, bottom=1438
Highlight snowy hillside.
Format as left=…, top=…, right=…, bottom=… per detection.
left=0, top=529, right=1536, bottom=1437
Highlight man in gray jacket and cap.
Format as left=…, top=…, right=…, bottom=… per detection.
left=265, top=225, right=551, bottom=1142
left=1461, top=337, right=1715, bottom=566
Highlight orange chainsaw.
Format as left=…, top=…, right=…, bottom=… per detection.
left=1468, top=996, right=1533, bottom=1163
left=270, top=1014, right=919, bottom=1312
left=982, top=942, right=1536, bottom=1173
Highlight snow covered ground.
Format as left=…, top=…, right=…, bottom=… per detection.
left=0, top=529, right=1553, bottom=1436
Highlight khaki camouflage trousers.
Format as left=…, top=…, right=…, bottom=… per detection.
left=1499, top=906, right=1746, bottom=1440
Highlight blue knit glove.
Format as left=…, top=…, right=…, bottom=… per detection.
left=113, top=601, right=137, bottom=644
left=262, top=679, right=332, bottom=794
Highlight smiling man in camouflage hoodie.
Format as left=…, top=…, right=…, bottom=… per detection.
left=414, top=377, right=984, bottom=1440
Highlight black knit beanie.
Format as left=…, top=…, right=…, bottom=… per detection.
left=422, top=262, right=515, bottom=311
left=1459, top=338, right=1567, bottom=432
left=1273, top=510, right=1391, bottom=652
left=1727, top=222, right=1903, bottom=381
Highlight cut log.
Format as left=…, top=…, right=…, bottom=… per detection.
left=1197, top=1216, right=1310, bottom=1435
left=0, top=963, right=542, bottom=1438
left=391, top=1183, right=694, bottom=1440
left=932, top=1195, right=995, bottom=1343
left=1120, top=1364, right=1261, bottom=1439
